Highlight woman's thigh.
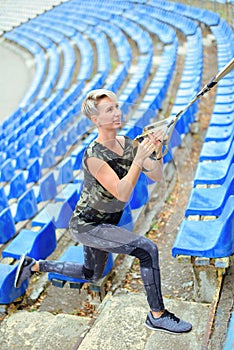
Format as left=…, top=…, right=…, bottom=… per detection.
left=72, top=223, right=158, bottom=265
left=70, top=223, right=144, bottom=250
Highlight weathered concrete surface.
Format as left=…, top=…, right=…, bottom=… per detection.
left=0, top=39, right=34, bottom=122
left=78, top=292, right=209, bottom=350
left=0, top=310, right=90, bottom=350
left=208, top=260, right=234, bottom=350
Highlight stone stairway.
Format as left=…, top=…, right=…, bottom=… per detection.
left=0, top=292, right=209, bottom=350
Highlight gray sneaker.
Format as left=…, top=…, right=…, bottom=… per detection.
left=145, top=310, right=192, bottom=334
left=14, top=254, right=36, bottom=288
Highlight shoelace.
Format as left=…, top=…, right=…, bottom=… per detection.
left=163, top=310, right=180, bottom=324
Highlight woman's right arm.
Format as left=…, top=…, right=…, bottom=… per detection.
left=86, top=138, right=155, bottom=202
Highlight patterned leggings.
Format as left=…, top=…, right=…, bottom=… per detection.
left=39, top=220, right=165, bottom=312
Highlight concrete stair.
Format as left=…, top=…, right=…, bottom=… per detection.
left=0, top=310, right=90, bottom=350
left=0, top=292, right=210, bottom=350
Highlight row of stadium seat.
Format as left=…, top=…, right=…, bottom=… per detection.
left=138, top=2, right=198, bottom=36
left=132, top=3, right=203, bottom=158
left=170, top=27, right=203, bottom=142
left=150, top=0, right=220, bottom=27
left=172, top=10, right=234, bottom=259
left=1, top=14, right=139, bottom=189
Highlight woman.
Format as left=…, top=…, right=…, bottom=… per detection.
left=15, top=89, right=192, bottom=334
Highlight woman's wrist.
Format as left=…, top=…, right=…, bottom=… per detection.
left=133, top=158, right=143, bottom=170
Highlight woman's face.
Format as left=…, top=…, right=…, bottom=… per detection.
left=92, top=96, right=122, bottom=130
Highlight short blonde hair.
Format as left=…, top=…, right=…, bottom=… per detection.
left=81, top=89, right=117, bottom=119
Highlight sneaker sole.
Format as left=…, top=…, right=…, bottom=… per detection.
left=14, top=253, right=26, bottom=288
left=145, top=322, right=192, bottom=334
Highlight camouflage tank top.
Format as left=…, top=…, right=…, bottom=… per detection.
left=73, top=136, right=134, bottom=232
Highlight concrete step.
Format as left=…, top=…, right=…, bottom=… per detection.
left=0, top=291, right=210, bottom=350
left=78, top=291, right=210, bottom=350
left=0, top=310, right=90, bottom=350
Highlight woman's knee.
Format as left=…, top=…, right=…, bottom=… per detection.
left=83, top=266, right=94, bottom=280
left=83, top=265, right=105, bottom=281
left=130, top=239, right=159, bottom=268
left=139, top=237, right=159, bottom=256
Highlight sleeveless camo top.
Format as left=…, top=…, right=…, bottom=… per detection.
left=73, top=136, right=134, bottom=232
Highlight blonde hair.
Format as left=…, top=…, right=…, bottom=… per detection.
left=81, top=89, right=117, bottom=119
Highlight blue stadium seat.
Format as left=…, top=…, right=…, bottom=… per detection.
left=215, top=79, right=234, bottom=94
left=56, top=157, right=74, bottom=185
left=215, top=94, right=234, bottom=105
left=128, top=12, right=176, bottom=45
left=0, top=263, right=28, bottom=304
left=24, top=158, right=42, bottom=184
left=40, top=145, right=55, bottom=169
left=205, top=122, right=234, bottom=142
left=56, top=83, right=84, bottom=116
left=0, top=152, right=7, bottom=166
left=31, top=184, right=79, bottom=229
left=194, top=149, right=234, bottom=186
left=40, top=112, right=52, bottom=130
left=33, top=172, right=57, bottom=203
left=73, top=32, right=93, bottom=79
left=120, top=84, right=139, bottom=106
left=28, top=139, right=41, bottom=158
left=143, top=2, right=198, bottom=35
left=31, top=201, right=73, bottom=229
left=48, top=245, right=114, bottom=287
left=20, top=50, right=46, bottom=106
left=185, top=164, right=234, bottom=217
left=172, top=196, right=234, bottom=259
left=66, top=125, right=78, bottom=146
left=56, top=39, right=75, bottom=90
left=55, top=182, right=83, bottom=203
left=118, top=204, right=134, bottom=231
left=0, top=207, right=16, bottom=244
left=40, top=132, right=52, bottom=150
left=212, top=102, right=234, bottom=116
left=199, top=136, right=233, bottom=161
left=4, top=171, right=27, bottom=199
left=16, top=26, right=54, bottom=50
left=6, top=142, right=16, bottom=158
left=130, top=173, right=149, bottom=209
left=38, top=46, right=60, bottom=99
left=83, top=131, right=98, bottom=145
left=119, top=122, right=142, bottom=140
left=17, top=133, right=28, bottom=151
left=210, top=113, right=234, bottom=126
left=0, top=159, right=15, bottom=182
left=0, top=187, right=8, bottom=212
left=10, top=189, right=38, bottom=223
left=200, top=9, right=220, bottom=27
left=2, top=221, right=56, bottom=260
left=54, top=135, right=67, bottom=157
left=71, top=144, right=87, bottom=170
